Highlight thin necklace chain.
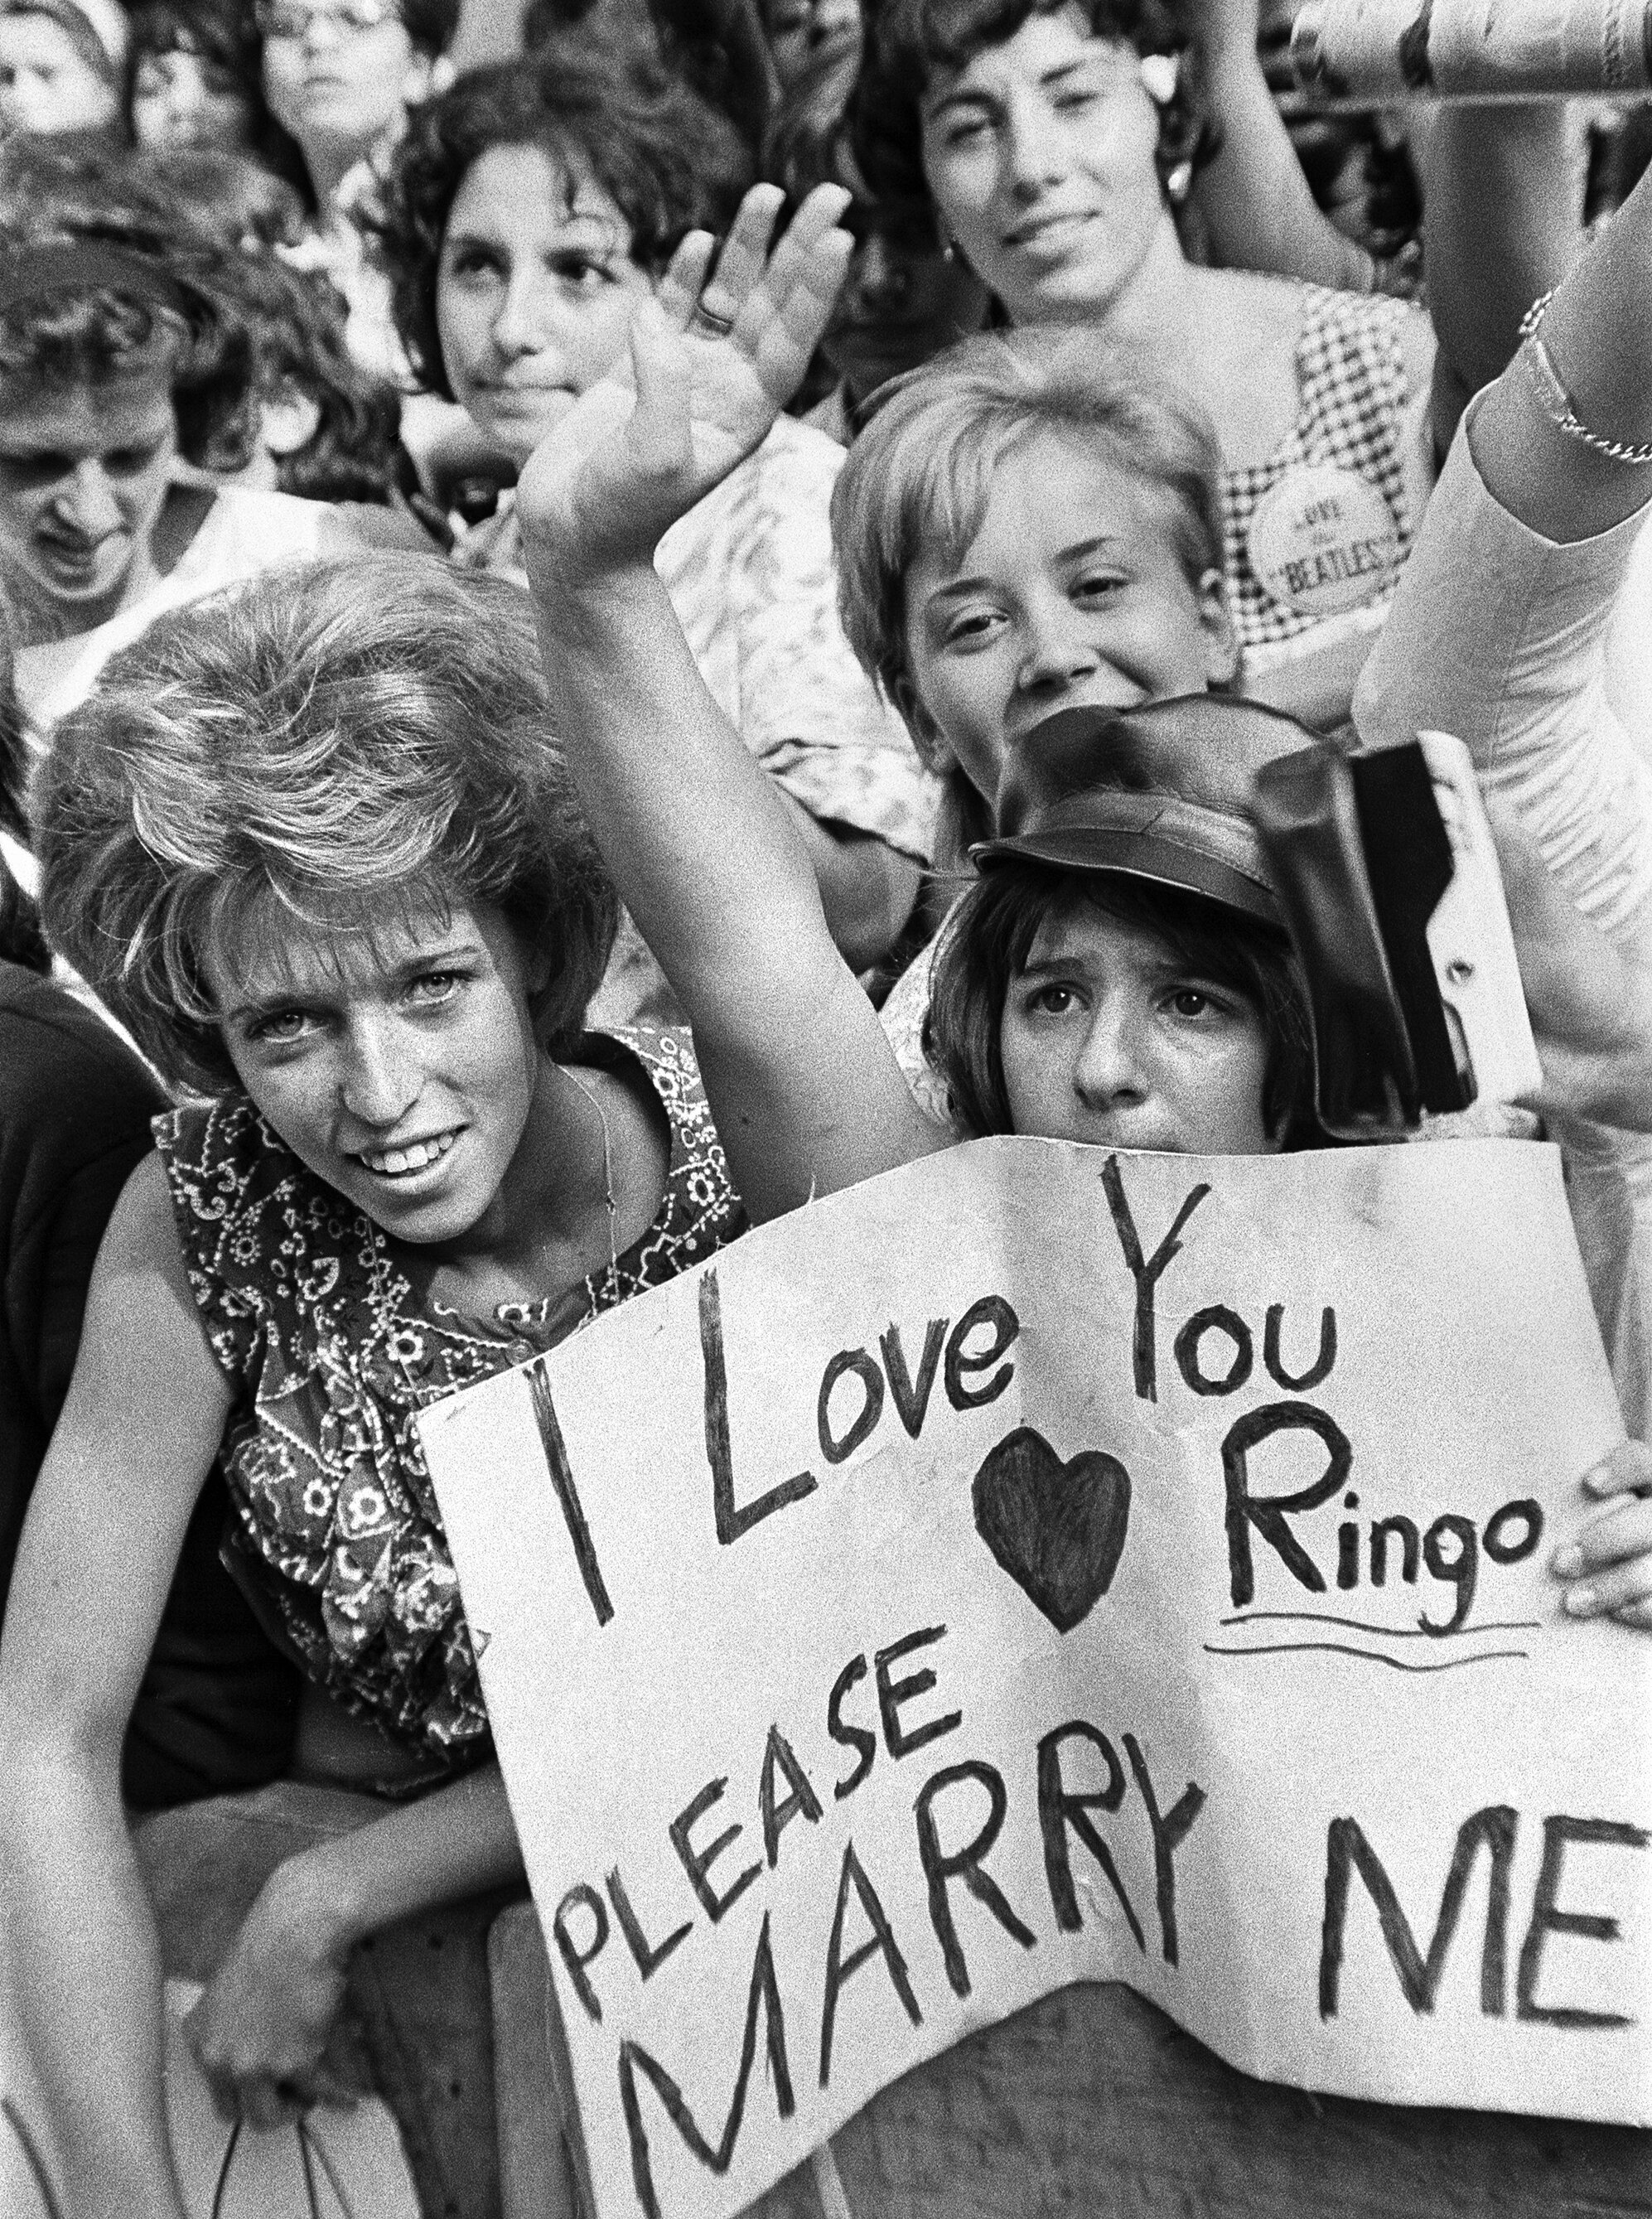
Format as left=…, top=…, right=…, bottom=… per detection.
left=568, top=1067, right=621, bottom=1306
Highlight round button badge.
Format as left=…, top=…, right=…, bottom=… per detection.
left=1246, top=463, right=1401, bottom=617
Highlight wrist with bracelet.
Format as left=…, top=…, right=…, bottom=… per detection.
left=1519, top=290, right=1652, bottom=467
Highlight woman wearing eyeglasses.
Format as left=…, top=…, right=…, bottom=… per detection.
left=256, top=0, right=471, bottom=488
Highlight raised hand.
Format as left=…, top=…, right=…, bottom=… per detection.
left=517, top=181, right=853, bottom=583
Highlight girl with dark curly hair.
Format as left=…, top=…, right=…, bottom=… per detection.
left=375, top=45, right=941, bottom=1009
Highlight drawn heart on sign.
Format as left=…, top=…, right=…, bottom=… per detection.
left=971, top=1426, right=1131, bottom=1634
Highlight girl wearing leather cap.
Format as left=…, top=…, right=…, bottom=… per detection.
left=925, top=693, right=1315, bottom=1150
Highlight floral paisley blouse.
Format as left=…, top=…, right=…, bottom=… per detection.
left=154, top=1026, right=742, bottom=1767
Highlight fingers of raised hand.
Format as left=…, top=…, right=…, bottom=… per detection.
left=753, top=183, right=854, bottom=321
left=625, top=297, right=695, bottom=476
left=688, top=184, right=852, bottom=367
left=659, top=230, right=717, bottom=330
left=727, top=186, right=855, bottom=399
left=756, top=218, right=855, bottom=384
left=695, top=183, right=788, bottom=333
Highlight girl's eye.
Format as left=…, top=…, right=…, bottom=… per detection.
left=447, top=246, right=501, bottom=283
left=554, top=253, right=622, bottom=291
left=249, top=1007, right=317, bottom=1045
left=405, top=969, right=466, bottom=1006
left=941, top=607, right=1003, bottom=648
left=1075, top=570, right=1126, bottom=602
left=1165, top=987, right=1225, bottom=1021
left=1027, top=982, right=1080, bottom=1017
left=940, top=111, right=991, bottom=148
left=1052, top=87, right=1098, bottom=111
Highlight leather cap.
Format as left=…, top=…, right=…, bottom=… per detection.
left=971, top=695, right=1331, bottom=928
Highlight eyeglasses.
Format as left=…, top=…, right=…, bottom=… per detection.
left=254, top=0, right=399, bottom=41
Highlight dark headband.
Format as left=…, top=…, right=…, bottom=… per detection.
left=0, top=242, right=196, bottom=317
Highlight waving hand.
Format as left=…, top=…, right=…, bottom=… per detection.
left=517, top=182, right=853, bottom=583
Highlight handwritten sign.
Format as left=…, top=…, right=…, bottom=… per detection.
left=418, top=1139, right=1652, bottom=2219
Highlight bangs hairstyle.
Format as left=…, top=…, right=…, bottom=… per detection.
left=375, top=46, right=752, bottom=399
left=927, top=863, right=1314, bottom=1143
left=128, top=0, right=254, bottom=72
left=36, top=557, right=619, bottom=1091
left=0, top=150, right=257, bottom=467
left=851, top=0, right=1208, bottom=227
left=831, top=325, right=1222, bottom=743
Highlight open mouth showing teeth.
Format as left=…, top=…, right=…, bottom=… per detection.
left=357, top=1131, right=459, bottom=1177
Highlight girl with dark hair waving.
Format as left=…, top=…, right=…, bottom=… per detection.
left=374, top=46, right=938, bottom=1008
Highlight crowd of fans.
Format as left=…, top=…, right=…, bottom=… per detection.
left=2, top=0, right=1652, bottom=2211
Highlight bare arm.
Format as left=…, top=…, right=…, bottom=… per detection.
left=0, top=1155, right=532, bottom=2200
left=1418, top=102, right=1587, bottom=457
left=1466, top=155, right=1652, bottom=543
left=519, top=187, right=947, bottom=1222
left=1193, top=0, right=1583, bottom=456
left=0, top=1154, right=231, bottom=2219
left=1193, top=0, right=1374, bottom=290
left=1352, top=167, right=1652, bottom=1114
left=183, top=1764, right=523, bottom=2128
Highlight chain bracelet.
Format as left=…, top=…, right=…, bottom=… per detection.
left=1518, top=289, right=1652, bottom=468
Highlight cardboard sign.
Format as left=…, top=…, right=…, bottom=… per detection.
left=418, top=1139, right=1652, bottom=2219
